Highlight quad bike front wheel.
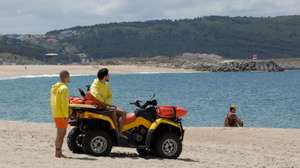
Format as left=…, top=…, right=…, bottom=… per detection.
left=67, top=127, right=84, bottom=154
left=82, top=131, right=112, bottom=156
left=154, top=133, right=182, bottom=159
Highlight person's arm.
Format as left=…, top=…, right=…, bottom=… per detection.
left=93, top=95, right=114, bottom=108
left=106, top=84, right=113, bottom=106
left=236, top=117, right=244, bottom=127
left=90, top=81, right=106, bottom=102
left=60, top=87, right=69, bottom=118
left=87, top=91, right=114, bottom=109
left=89, top=82, right=115, bottom=109
left=94, top=84, right=114, bottom=107
left=224, top=115, right=229, bottom=127
left=232, top=114, right=244, bottom=127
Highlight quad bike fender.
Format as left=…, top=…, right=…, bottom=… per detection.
left=145, top=118, right=183, bottom=149
left=80, top=112, right=117, bottom=129
left=149, top=118, right=181, bottom=130
left=122, top=117, right=152, bottom=132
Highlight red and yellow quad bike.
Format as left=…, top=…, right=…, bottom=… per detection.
left=67, top=95, right=187, bottom=159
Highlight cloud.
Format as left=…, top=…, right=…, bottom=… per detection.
left=0, top=0, right=300, bottom=34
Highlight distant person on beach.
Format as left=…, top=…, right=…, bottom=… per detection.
left=50, top=70, right=70, bottom=158
left=224, top=104, right=244, bottom=127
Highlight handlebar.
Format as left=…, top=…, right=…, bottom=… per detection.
left=130, top=94, right=157, bottom=109
left=130, top=99, right=157, bottom=109
left=130, top=100, right=142, bottom=108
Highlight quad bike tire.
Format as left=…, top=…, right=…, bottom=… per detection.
left=67, top=127, right=84, bottom=154
left=154, top=133, right=182, bottom=159
left=82, top=130, right=112, bottom=156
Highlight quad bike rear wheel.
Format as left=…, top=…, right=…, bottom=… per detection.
left=154, top=133, right=182, bottom=159
left=67, top=127, right=84, bottom=154
left=82, top=131, right=112, bottom=156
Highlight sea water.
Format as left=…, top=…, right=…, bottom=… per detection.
left=0, top=71, right=299, bottom=128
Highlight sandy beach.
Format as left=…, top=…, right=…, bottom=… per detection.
left=0, top=65, right=299, bottom=168
left=0, top=65, right=194, bottom=77
left=0, top=120, right=299, bottom=168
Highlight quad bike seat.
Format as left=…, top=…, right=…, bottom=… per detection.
left=123, top=113, right=137, bottom=124
left=69, top=104, right=113, bottom=116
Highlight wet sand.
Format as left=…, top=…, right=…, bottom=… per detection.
left=0, top=65, right=194, bottom=77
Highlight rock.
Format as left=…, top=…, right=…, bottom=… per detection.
left=97, top=53, right=284, bottom=72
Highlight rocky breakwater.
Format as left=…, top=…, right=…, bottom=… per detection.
left=211, top=60, right=285, bottom=72
left=98, top=53, right=285, bottom=72
left=153, top=53, right=285, bottom=72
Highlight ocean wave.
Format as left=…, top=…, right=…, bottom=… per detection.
left=0, top=74, right=92, bottom=80
left=0, top=71, right=201, bottom=80
left=118, top=71, right=202, bottom=74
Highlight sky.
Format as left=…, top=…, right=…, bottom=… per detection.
left=0, top=0, right=300, bottom=34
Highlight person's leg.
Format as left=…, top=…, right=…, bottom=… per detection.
left=116, top=110, right=126, bottom=132
left=109, top=108, right=127, bottom=138
left=55, top=128, right=67, bottom=158
left=110, top=110, right=120, bottom=131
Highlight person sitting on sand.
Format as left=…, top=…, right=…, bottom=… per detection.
left=50, top=70, right=70, bottom=158
left=224, top=104, right=244, bottom=127
left=87, top=68, right=127, bottom=137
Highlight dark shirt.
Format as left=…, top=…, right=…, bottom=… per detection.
left=224, top=111, right=244, bottom=127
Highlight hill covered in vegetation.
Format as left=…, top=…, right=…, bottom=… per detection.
left=1, top=15, right=300, bottom=64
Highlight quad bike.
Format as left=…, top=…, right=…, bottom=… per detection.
left=67, top=90, right=188, bottom=159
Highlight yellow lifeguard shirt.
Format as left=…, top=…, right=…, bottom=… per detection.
left=90, top=79, right=113, bottom=105
left=50, top=82, right=69, bottom=118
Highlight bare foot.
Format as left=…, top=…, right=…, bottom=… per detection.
left=55, top=148, right=67, bottom=158
left=60, top=153, right=68, bottom=158
left=55, top=153, right=68, bottom=158
left=55, top=153, right=62, bottom=158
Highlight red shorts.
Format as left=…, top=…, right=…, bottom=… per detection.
left=54, top=118, right=68, bottom=129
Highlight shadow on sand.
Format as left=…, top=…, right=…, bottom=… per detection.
left=109, top=152, right=199, bottom=163
left=65, top=156, right=98, bottom=161
left=63, top=152, right=198, bottom=163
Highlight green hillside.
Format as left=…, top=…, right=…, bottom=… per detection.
left=1, top=15, right=300, bottom=63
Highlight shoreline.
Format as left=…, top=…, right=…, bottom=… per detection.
left=1, top=119, right=299, bottom=130
left=0, top=65, right=196, bottom=78
left=0, top=71, right=201, bottom=80
left=0, top=120, right=299, bottom=168
left=0, top=65, right=299, bottom=79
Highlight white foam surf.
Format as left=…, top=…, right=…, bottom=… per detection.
left=0, top=74, right=92, bottom=80
left=0, top=71, right=202, bottom=80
